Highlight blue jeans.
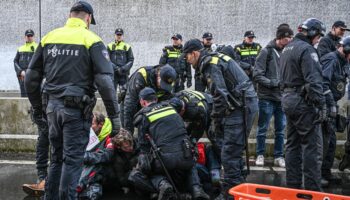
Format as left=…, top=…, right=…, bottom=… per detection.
left=256, top=99, right=286, bottom=158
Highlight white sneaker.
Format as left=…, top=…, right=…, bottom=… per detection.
left=255, top=155, right=264, bottom=166
left=274, top=157, right=286, bottom=168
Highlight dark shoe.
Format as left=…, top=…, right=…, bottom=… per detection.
left=321, top=178, right=329, bottom=188
left=158, top=180, right=175, bottom=200
left=22, top=180, right=45, bottom=197
left=192, top=185, right=210, bottom=200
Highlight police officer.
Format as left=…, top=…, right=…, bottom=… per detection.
left=107, top=28, right=134, bottom=126
left=320, top=36, right=350, bottom=187
left=280, top=18, right=327, bottom=191
left=234, top=31, right=262, bottom=78
left=123, top=64, right=176, bottom=133
left=24, top=1, right=120, bottom=199
left=14, top=29, right=38, bottom=97
left=130, top=87, right=195, bottom=200
left=160, top=34, right=192, bottom=92
left=182, top=39, right=258, bottom=199
left=318, top=21, right=349, bottom=58
left=169, top=90, right=212, bottom=141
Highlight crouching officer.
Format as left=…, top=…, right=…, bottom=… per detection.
left=107, top=28, right=134, bottom=126
left=123, top=64, right=176, bottom=133
left=280, top=18, right=327, bottom=191
left=24, top=1, right=121, bottom=199
left=160, top=34, right=192, bottom=92
left=129, top=87, right=195, bottom=200
left=320, top=36, right=350, bottom=186
left=169, top=90, right=213, bottom=141
left=182, top=39, right=258, bottom=200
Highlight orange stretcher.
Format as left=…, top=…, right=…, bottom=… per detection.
left=228, top=183, right=350, bottom=200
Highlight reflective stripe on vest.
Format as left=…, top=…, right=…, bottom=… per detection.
left=210, top=57, right=219, bottom=64
left=218, top=54, right=232, bottom=62
left=138, top=68, right=148, bottom=84
left=146, top=106, right=177, bottom=123
left=18, top=42, right=38, bottom=52
left=183, top=90, right=205, bottom=101
left=240, top=50, right=259, bottom=56
left=108, top=41, right=130, bottom=51
left=167, top=49, right=181, bottom=58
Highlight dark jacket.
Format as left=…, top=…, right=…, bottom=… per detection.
left=234, top=41, right=262, bottom=68
left=253, top=39, right=283, bottom=102
left=107, top=41, right=134, bottom=84
left=123, top=66, right=172, bottom=132
left=198, top=51, right=256, bottom=118
left=14, top=42, right=38, bottom=76
left=280, top=33, right=325, bottom=108
left=321, top=51, right=349, bottom=107
left=317, top=32, right=341, bottom=58
left=159, top=45, right=192, bottom=82
left=24, top=18, right=119, bottom=119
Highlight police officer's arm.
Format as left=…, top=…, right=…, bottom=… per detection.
left=159, top=48, right=168, bottom=64
left=233, top=45, right=242, bottom=61
left=14, top=51, right=22, bottom=76
left=90, top=42, right=119, bottom=119
left=185, top=62, right=192, bottom=84
left=134, top=113, right=151, bottom=153
left=84, top=138, right=114, bottom=165
left=301, top=47, right=326, bottom=107
left=253, top=48, right=273, bottom=87
left=121, top=46, right=134, bottom=72
left=320, top=56, right=337, bottom=107
left=317, top=38, right=331, bottom=59
left=24, top=44, right=44, bottom=113
left=124, top=73, right=146, bottom=132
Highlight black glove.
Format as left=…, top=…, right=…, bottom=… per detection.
left=314, top=104, right=328, bottom=124
left=269, top=79, right=280, bottom=88
left=110, top=117, right=121, bottom=137
left=186, top=81, right=192, bottom=88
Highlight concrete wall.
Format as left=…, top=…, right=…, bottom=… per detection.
left=1, top=0, right=350, bottom=90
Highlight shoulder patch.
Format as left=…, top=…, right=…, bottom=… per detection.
left=210, top=57, right=219, bottom=65
left=310, top=52, right=319, bottom=63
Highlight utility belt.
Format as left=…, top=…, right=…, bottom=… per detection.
left=283, top=86, right=304, bottom=93
left=47, top=94, right=97, bottom=120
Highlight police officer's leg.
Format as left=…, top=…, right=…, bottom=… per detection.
left=36, top=124, right=50, bottom=181
left=60, top=107, right=90, bottom=199
left=322, top=119, right=337, bottom=180
left=221, top=110, right=245, bottom=191
left=18, top=78, right=27, bottom=97
left=256, top=100, right=274, bottom=158
left=302, top=123, right=322, bottom=191
left=118, top=82, right=127, bottom=127
left=45, top=99, right=64, bottom=200
left=285, top=115, right=303, bottom=189
left=273, top=101, right=286, bottom=159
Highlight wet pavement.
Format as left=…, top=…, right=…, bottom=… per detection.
left=0, top=156, right=349, bottom=200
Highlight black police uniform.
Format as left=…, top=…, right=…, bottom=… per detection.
left=197, top=50, right=258, bottom=193
left=131, top=101, right=194, bottom=194
left=24, top=13, right=120, bottom=199
left=234, top=41, right=262, bottom=78
left=321, top=50, right=349, bottom=180
left=280, top=32, right=325, bottom=191
left=123, top=65, right=174, bottom=133
left=317, top=32, right=341, bottom=58
left=14, top=40, right=38, bottom=97
left=159, top=45, right=192, bottom=92
left=172, top=90, right=213, bottom=141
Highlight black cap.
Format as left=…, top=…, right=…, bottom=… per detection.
left=276, top=26, right=294, bottom=39
left=160, top=64, right=177, bottom=92
left=244, top=30, right=255, bottom=38
left=332, top=21, right=350, bottom=31
left=115, top=28, right=124, bottom=35
left=202, top=32, right=213, bottom=39
left=70, top=1, right=96, bottom=25
left=182, top=39, right=204, bottom=54
left=171, top=33, right=182, bottom=40
left=139, top=87, right=156, bottom=100
left=25, top=29, right=34, bottom=36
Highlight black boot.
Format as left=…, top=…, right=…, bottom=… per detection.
left=158, top=180, right=175, bottom=200
left=192, top=185, right=210, bottom=200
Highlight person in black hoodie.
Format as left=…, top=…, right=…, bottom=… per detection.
left=253, top=25, right=293, bottom=167
left=317, top=21, right=349, bottom=58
